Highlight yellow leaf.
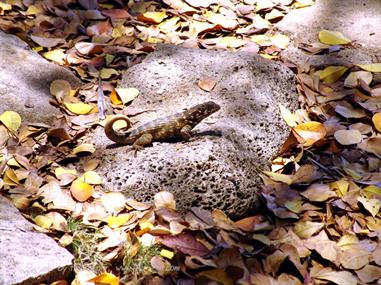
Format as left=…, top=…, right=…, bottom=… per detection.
left=270, top=34, right=289, bottom=49
left=139, top=221, right=154, bottom=231
left=43, top=49, right=66, bottom=64
left=363, top=185, right=381, bottom=197
left=80, top=171, right=102, bottom=185
left=25, top=5, right=42, bottom=15
left=100, top=68, right=119, bottom=79
left=138, top=11, right=167, bottom=24
left=294, top=121, right=326, bottom=147
left=218, top=37, right=246, bottom=48
left=88, top=273, right=119, bottom=285
left=72, top=143, right=96, bottom=155
left=160, top=249, right=174, bottom=259
left=358, top=196, right=381, bottom=217
left=3, top=169, right=19, bottom=186
left=372, top=113, right=381, bottom=132
left=0, top=111, right=22, bottom=132
left=279, top=104, right=297, bottom=127
left=110, top=91, right=123, bottom=105
left=357, top=63, right=381, bottom=73
left=263, top=171, right=293, bottom=184
left=55, top=167, right=77, bottom=179
left=34, top=215, right=53, bottom=229
left=318, top=30, right=351, bottom=45
left=330, top=179, right=349, bottom=197
left=294, top=221, right=324, bottom=239
left=250, top=34, right=270, bottom=44
left=107, top=214, right=131, bottom=228
left=70, top=178, right=94, bottom=202
left=112, top=23, right=125, bottom=38
left=64, top=102, right=93, bottom=115
left=294, top=0, right=314, bottom=8
left=319, top=66, right=348, bottom=83
left=115, top=88, right=139, bottom=105
left=0, top=3, right=12, bottom=11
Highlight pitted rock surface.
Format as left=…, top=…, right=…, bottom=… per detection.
left=0, top=195, right=73, bottom=285
left=0, top=31, right=80, bottom=125
left=94, top=45, right=298, bottom=216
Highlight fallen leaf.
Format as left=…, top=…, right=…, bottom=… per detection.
left=318, top=30, right=351, bottom=45
left=30, top=35, right=64, bottom=48
left=43, top=49, right=66, bottom=64
left=162, top=0, right=197, bottom=14
left=39, top=181, right=76, bottom=211
left=159, top=232, right=209, bottom=256
left=340, top=247, right=371, bottom=270
left=154, top=191, right=176, bottom=210
left=314, top=270, right=357, bottom=285
left=357, top=63, right=381, bottom=73
left=356, top=265, right=381, bottom=283
left=293, top=122, right=326, bottom=147
left=197, top=268, right=233, bottom=285
left=372, top=113, right=381, bottom=132
left=334, top=129, right=362, bottom=145
left=115, top=88, right=139, bottom=104
left=64, top=102, right=93, bottom=115
left=137, top=11, right=167, bottom=24
left=72, top=143, right=96, bottom=155
left=294, top=221, right=323, bottom=239
left=301, top=184, right=337, bottom=201
left=335, top=102, right=366, bottom=118
left=319, top=66, right=348, bottom=84
left=107, top=214, right=131, bottom=228
left=358, top=196, right=381, bottom=217
left=70, top=178, right=94, bottom=202
left=80, top=171, right=102, bottom=185
left=0, top=111, right=22, bottom=132
left=88, top=273, right=119, bottom=285
left=344, top=71, right=372, bottom=88
left=34, top=215, right=53, bottom=230
left=198, top=79, right=217, bottom=91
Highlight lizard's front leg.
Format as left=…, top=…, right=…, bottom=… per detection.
left=130, top=133, right=153, bottom=156
left=180, top=125, right=192, bottom=141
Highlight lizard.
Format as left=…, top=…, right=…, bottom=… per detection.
left=104, top=101, right=221, bottom=151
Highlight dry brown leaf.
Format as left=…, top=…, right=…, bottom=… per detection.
left=301, top=184, right=337, bottom=201
left=334, top=129, right=362, bottom=145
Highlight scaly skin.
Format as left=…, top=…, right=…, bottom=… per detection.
left=104, top=101, right=220, bottom=150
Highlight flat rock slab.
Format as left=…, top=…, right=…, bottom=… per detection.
left=94, top=45, right=298, bottom=216
left=277, top=0, right=380, bottom=65
left=0, top=31, right=80, bottom=125
left=0, top=195, right=73, bottom=285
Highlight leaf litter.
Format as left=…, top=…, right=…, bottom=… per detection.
left=2, top=0, right=381, bottom=285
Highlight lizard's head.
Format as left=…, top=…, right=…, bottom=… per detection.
left=187, top=101, right=220, bottom=125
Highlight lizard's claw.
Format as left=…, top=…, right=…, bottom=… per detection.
left=127, top=145, right=144, bottom=157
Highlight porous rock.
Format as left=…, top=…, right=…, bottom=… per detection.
left=94, top=45, right=298, bottom=216
left=0, top=195, right=73, bottom=285
left=0, top=31, right=81, bottom=125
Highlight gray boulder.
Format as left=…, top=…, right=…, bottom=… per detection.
left=0, top=31, right=80, bottom=125
left=0, top=195, right=73, bottom=285
left=94, top=45, right=298, bottom=216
